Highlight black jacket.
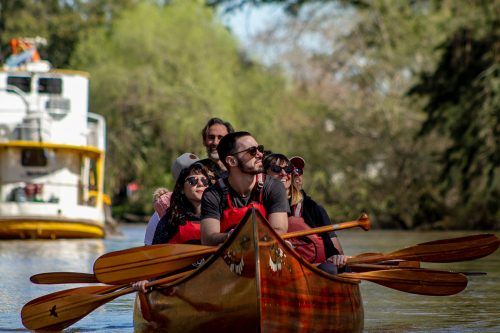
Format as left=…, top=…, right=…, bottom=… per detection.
left=296, top=191, right=339, bottom=258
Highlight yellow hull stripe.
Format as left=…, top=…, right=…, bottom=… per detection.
left=0, top=220, right=105, bottom=239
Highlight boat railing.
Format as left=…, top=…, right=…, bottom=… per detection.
left=14, top=114, right=52, bottom=142
left=87, top=113, right=106, bottom=151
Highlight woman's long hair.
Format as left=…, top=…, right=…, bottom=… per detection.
left=166, top=162, right=209, bottom=227
left=263, top=153, right=303, bottom=206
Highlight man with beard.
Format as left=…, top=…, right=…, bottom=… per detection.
left=143, top=118, right=233, bottom=245
left=200, top=118, right=234, bottom=180
left=201, top=131, right=289, bottom=246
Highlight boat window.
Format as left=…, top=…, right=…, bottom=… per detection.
left=38, top=78, right=62, bottom=94
left=7, top=76, right=31, bottom=93
left=21, top=148, right=48, bottom=167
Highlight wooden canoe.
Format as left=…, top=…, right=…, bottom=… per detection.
left=133, top=209, right=364, bottom=333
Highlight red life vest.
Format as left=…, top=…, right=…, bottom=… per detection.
left=288, top=202, right=327, bottom=263
left=219, top=174, right=267, bottom=233
left=167, top=220, right=201, bottom=245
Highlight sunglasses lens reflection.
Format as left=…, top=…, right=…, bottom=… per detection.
left=270, top=165, right=293, bottom=174
left=186, top=177, right=208, bottom=186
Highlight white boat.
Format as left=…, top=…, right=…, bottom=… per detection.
left=0, top=38, right=113, bottom=239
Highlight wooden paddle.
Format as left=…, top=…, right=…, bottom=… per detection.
left=348, top=263, right=487, bottom=276
left=21, top=265, right=466, bottom=332
left=31, top=272, right=99, bottom=284
left=21, top=270, right=190, bottom=332
left=348, top=233, right=499, bottom=265
left=340, top=268, right=468, bottom=296
left=93, top=214, right=371, bottom=284
left=23, top=284, right=125, bottom=307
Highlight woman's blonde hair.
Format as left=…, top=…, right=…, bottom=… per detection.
left=289, top=173, right=303, bottom=206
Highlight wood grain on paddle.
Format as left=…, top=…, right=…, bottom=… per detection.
left=21, top=271, right=190, bottom=331
left=31, top=272, right=98, bottom=284
left=340, top=269, right=468, bottom=296
left=348, top=234, right=499, bottom=264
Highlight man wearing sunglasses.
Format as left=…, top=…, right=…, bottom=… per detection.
left=201, top=131, right=289, bottom=246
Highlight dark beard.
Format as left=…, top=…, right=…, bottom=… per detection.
left=236, top=157, right=263, bottom=175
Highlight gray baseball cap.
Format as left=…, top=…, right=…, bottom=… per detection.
left=172, top=153, right=200, bottom=182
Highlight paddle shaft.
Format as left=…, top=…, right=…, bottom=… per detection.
left=283, top=214, right=370, bottom=239
left=349, top=263, right=486, bottom=276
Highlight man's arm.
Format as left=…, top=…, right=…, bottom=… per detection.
left=200, top=187, right=228, bottom=246
left=263, top=177, right=290, bottom=235
left=201, top=218, right=230, bottom=246
left=268, top=212, right=288, bottom=235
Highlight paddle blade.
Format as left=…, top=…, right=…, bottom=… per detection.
left=94, top=243, right=215, bottom=284
left=349, top=234, right=500, bottom=264
left=31, top=272, right=98, bottom=284
left=343, top=269, right=468, bottom=296
left=21, top=286, right=125, bottom=331
left=390, top=234, right=500, bottom=263
left=24, top=285, right=122, bottom=307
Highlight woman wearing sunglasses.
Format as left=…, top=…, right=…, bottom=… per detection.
left=133, top=160, right=211, bottom=293
left=263, top=153, right=346, bottom=274
left=151, top=161, right=211, bottom=245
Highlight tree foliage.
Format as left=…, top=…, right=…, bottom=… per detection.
left=0, top=0, right=138, bottom=67
left=238, top=0, right=499, bottom=229
left=2, top=0, right=497, bottom=228
left=410, top=3, right=499, bottom=228
left=71, top=1, right=300, bottom=213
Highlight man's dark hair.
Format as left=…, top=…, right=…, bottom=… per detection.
left=217, top=131, right=252, bottom=168
left=201, top=117, right=235, bottom=141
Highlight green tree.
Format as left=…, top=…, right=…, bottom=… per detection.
left=410, top=4, right=499, bottom=228
left=71, top=0, right=299, bottom=213
left=0, top=0, right=137, bottom=67
left=230, top=1, right=499, bottom=229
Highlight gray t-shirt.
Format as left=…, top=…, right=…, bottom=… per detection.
left=201, top=175, right=290, bottom=221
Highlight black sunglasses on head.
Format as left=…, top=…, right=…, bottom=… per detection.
left=230, top=144, right=264, bottom=157
left=185, top=176, right=209, bottom=187
left=270, top=164, right=294, bottom=174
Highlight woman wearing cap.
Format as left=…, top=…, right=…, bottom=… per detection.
left=133, top=157, right=211, bottom=292
left=263, top=153, right=346, bottom=274
left=151, top=160, right=210, bottom=245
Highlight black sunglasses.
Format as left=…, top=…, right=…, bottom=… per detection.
left=185, top=176, right=209, bottom=187
left=270, top=164, right=294, bottom=174
left=230, top=144, right=264, bottom=157
left=294, top=168, right=303, bottom=176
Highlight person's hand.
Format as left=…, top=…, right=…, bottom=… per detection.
left=225, top=229, right=234, bottom=241
left=131, top=280, right=149, bottom=293
left=327, top=255, right=347, bottom=267
left=154, top=191, right=172, bottom=218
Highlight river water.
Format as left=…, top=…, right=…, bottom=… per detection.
left=1, top=225, right=499, bottom=332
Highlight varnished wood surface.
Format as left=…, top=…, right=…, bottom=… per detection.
left=134, top=209, right=364, bottom=333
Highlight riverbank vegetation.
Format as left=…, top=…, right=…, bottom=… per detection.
left=1, top=0, right=497, bottom=229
